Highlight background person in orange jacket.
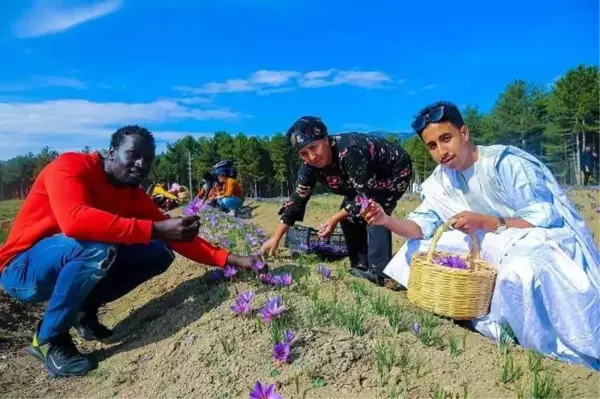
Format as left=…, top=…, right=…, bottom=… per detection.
left=214, top=169, right=244, bottom=216
left=0, top=125, right=261, bottom=378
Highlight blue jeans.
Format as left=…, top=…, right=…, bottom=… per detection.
left=0, top=234, right=175, bottom=343
left=217, top=197, right=243, bottom=211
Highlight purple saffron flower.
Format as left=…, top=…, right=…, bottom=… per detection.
left=435, top=255, right=468, bottom=269
left=413, top=322, right=421, bottom=335
left=595, top=207, right=600, bottom=214
left=182, top=197, right=204, bottom=216
left=261, top=295, right=286, bottom=323
left=249, top=381, right=283, bottom=399
left=283, top=330, right=295, bottom=343
left=238, top=291, right=255, bottom=303
left=316, top=264, right=332, bottom=279
left=259, top=273, right=273, bottom=284
left=208, top=215, right=218, bottom=226
left=230, top=291, right=254, bottom=316
left=270, top=275, right=282, bottom=285
left=358, top=193, right=370, bottom=212
left=252, top=259, right=266, bottom=272
left=246, top=233, right=258, bottom=246
left=273, top=342, right=291, bottom=363
left=231, top=299, right=251, bottom=315
left=224, top=265, right=238, bottom=278
left=279, top=273, right=293, bottom=287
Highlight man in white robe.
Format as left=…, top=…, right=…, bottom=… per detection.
left=364, top=101, right=600, bottom=370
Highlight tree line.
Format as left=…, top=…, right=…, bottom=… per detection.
left=0, top=64, right=597, bottom=201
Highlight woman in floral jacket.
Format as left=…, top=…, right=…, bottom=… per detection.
left=260, top=116, right=413, bottom=285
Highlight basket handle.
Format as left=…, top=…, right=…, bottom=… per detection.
left=426, top=221, right=481, bottom=263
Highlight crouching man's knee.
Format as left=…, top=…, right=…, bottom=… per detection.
left=76, top=241, right=118, bottom=278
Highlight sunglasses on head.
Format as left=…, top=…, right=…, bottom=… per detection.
left=411, top=105, right=447, bottom=132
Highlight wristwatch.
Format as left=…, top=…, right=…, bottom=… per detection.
left=493, top=217, right=507, bottom=234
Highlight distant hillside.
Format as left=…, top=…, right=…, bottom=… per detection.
left=368, top=130, right=415, bottom=141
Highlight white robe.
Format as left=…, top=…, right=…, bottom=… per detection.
left=384, top=145, right=600, bottom=370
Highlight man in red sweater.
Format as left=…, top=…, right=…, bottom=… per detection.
left=0, top=125, right=262, bottom=378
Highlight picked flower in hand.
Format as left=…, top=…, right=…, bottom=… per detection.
left=358, top=193, right=370, bottom=212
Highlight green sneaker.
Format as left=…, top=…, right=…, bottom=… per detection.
left=27, top=331, right=95, bottom=378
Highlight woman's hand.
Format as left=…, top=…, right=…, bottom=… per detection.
left=363, top=202, right=389, bottom=226
left=260, top=236, right=281, bottom=258
left=318, top=218, right=338, bottom=239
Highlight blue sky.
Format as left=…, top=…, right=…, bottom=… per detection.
left=0, top=0, right=598, bottom=160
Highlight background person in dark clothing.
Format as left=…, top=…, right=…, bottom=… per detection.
left=581, top=145, right=597, bottom=186
left=259, top=116, right=413, bottom=286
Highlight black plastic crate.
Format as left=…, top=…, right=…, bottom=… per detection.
left=284, top=224, right=348, bottom=258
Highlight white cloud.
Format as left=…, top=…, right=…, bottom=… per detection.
left=249, top=70, right=300, bottom=86
left=331, top=71, right=392, bottom=88
left=0, top=130, right=217, bottom=160
left=422, top=84, right=437, bottom=90
left=0, top=98, right=246, bottom=159
left=256, top=87, right=295, bottom=96
left=297, top=69, right=337, bottom=88
left=405, top=89, right=417, bottom=95
left=175, top=68, right=395, bottom=95
left=174, top=96, right=213, bottom=105
left=0, top=75, right=87, bottom=92
left=0, top=99, right=243, bottom=136
left=14, top=0, right=123, bottom=38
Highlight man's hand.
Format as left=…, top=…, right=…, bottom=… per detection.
left=152, top=215, right=200, bottom=242
left=317, top=217, right=338, bottom=239
left=450, top=211, right=497, bottom=235
left=226, top=254, right=269, bottom=272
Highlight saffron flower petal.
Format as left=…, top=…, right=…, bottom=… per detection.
left=249, top=381, right=283, bottom=399
left=435, top=255, right=468, bottom=269
left=224, top=265, right=238, bottom=278
left=283, top=330, right=295, bottom=343
left=316, top=264, right=332, bottom=279
left=273, top=342, right=291, bottom=363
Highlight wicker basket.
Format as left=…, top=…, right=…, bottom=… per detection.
left=177, top=185, right=190, bottom=200
left=407, top=222, right=497, bottom=320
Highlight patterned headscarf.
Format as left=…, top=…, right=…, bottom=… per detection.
left=286, top=116, right=328, bottom=153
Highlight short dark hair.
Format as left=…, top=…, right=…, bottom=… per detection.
left=414, top=101, right=465, bottom=136
left=110, top=125, right=156, bottom=150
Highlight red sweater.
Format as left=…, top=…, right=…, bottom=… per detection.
left=0, top=152, right=230, bottom=271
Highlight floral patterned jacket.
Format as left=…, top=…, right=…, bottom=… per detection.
left=279, top=133, right=412, bottom=225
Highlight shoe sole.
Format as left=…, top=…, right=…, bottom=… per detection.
left=75, top=325, right=114, bottom=342
left=26, top=347, right=90, bottom=378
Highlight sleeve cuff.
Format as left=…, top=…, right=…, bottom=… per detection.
left=213, top=249, right=231, bottom=268
left=139, top=219, right=155, bottom=244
